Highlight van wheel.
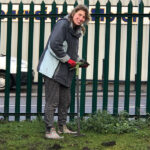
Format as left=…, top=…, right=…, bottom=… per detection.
left=0, top=72, right=13, bottom=91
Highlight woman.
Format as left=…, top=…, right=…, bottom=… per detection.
left=37, top=4, right=90, bottom=139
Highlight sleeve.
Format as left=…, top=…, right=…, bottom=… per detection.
left=76, top=55, right=82, bottom=62
left=49, top=19, right=70, bottom=63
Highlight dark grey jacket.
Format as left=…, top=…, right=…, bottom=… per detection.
left=37, top=16, right=82, bottom=87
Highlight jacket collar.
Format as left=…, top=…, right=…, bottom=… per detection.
left=64, top=15, right=82, bottom=38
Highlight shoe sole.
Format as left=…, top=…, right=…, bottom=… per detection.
left=58, top=132, right=77, bottom=134
left=45, top=136, right=64, bottom=139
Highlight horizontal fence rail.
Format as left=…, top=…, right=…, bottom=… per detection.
left=0, top=13, right=150, bottom=18
left=0, top=0, right=149, bottom=121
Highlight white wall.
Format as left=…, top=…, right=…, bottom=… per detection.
left=1, top=22, right=149, bottom=81
left=0, top=1, right=149, bottom=82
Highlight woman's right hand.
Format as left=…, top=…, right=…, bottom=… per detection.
left=67, top=59, right=76, bottom=68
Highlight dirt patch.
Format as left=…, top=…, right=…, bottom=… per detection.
left=101, top=141, right=116, bottom=147
left=51, top=144, right=62, bottom=150
left=147, top=146, right=150, bottom=150
left=85, top=140, right=92, bottom=144
left=22, top=134, right=29, bottom=138
left=82, top=147, right=90, bottom=150
left=0, top=139, right=6, bottom=144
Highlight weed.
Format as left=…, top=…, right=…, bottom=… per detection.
left=68, top=110, right=150, bottom=134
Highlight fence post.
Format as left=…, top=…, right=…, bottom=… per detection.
left=4, top=2, right=12, bottom=120
left=92, top=1, right=100, bottom=114
left=70, top=1, right=78, bottom=121
left=113, top=0, right=122, bottom=115
left=124, top=1, right=133, bottom=113
left=80, top=0, right=89, bottom=117
left=70, top=76, right=76, bottom=120
left=146, top=15, right=150, bottom=114
left=103, top=0, right=111, bottom=111
left=0, top=3, right=1, bottom=51
left=26, top=1, right=34, bottom=120
left=51, top=1, right=56, bottom=30
left=135, top=0, right=144, bottom=115
left=15, top=2, right=23, bottom=121
left=37, top=1, right=45, bottom=116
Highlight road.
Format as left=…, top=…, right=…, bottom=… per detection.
left=0, top=84, right=147, bottom=121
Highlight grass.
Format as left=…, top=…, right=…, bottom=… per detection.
left=0, top=119, right=150, bottom=150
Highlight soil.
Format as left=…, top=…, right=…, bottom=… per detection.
left=51, top=144, right=62, bottom=150
left=82, top=147, right=90, bottom=150
left=101, top=141, right=116, bottom=147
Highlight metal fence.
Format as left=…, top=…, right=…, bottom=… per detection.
left=0, top=0, right=150, bottom=121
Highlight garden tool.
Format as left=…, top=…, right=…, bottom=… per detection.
left=75, top=62, right=82, bottom=136
left=72, top=61, right=89, bottom=136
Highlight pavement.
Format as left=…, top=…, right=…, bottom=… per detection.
left=0, top=82, right=148, bottom=121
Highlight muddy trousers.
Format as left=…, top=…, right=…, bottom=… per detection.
left=44, top=76, right=71, bottom=130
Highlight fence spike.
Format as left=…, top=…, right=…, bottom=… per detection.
left=106, top=0, right=111, bottom=6
left=117, top=0, right=122, bottom=6
left=8, top=1, right=12, bottom=5
left=96, top=0, right=100, bottom=11
left=18, top=1, right=23, bottom=14
left=52, top=0, right=56, bottom=7
left=30, top=1, right=34, bottom=6
left=84, top=0, right=89, bottom=7
left=129, top=0, right=133, bottom=5
left=139, top=0, right=144, bottom=6
left=74, top=0, right=78, bottom=7
left=41, top=1, right=45, bottom=5
left=63, top=0, right=67, bottom=14
left=20, top=1, right=23, bottom=5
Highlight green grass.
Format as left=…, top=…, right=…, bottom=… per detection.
left=0, top=119, right=150, bottom=150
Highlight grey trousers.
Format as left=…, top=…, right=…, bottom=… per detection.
left=44, top=76, right=71, bottom=128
